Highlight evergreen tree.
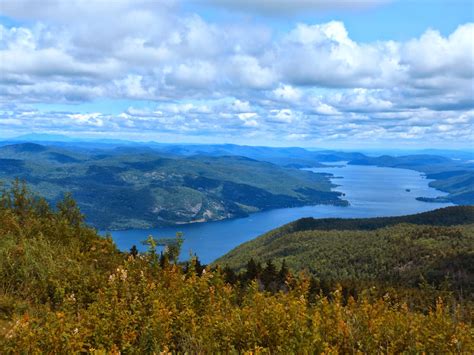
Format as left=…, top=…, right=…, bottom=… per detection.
left=223, top=266, right=238, bottom=284
left=278, top=259, right=290, bottom=283
left=35, top=197, right=52, bottom=219
left=130, top=245, right=139, bottom=258
left=11, top=179, right=32, bottom=219
left=159, top=251, right=169, bottom=269
left=57, top=192, right=84, bottom=227
left=245, top=258, right=262, bottom=281
left=193, top=255, right=205, bottom=275
left=262, top=260, right=277, bottom=290
left=166, top=232, right=184, bottom=264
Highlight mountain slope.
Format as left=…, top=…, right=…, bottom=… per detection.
left=0, top=143, right=346, bottom=229
left=216, top=206, right=474, bottom=296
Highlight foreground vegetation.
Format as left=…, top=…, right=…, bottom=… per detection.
left=1, top=184, right=473, bottom=353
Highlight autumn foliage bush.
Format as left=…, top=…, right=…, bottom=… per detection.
left=0, top=182, right=472, bottom=353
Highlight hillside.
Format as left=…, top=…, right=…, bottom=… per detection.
left=1, top=141, right=472, bottom=229
left=0, top=143, right=346, bottom=229
left=216, top=206, right=474, bottom=297
left=0, top=185, right=472, bottom=353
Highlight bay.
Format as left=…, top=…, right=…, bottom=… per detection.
left=108, top=164, right=452, bottom=263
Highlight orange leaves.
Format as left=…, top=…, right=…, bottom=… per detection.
left=2, top=257, right=473, bottom=353
left=0, top=186, right=472, bottom=353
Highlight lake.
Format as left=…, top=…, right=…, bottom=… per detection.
left=109, top=164, right=452, bottom=263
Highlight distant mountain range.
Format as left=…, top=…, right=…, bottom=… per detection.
left=5, top=133, right=473, bottom=159
left=0, top=142, right=347, bottom=229
left=0, top=138, right=473, bottom=229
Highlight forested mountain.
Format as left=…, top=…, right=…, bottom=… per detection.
left=1, top=140, right=472, bottom=230
left=1, top=185, right=472, bottom=353
left=216, top=206, right=474, bottom=299
left=0, top=143, right=345, bottom=229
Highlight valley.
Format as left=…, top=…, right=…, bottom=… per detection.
left=110, top=163, right=452, bottom=263
left=2, top=1, right=473, bottom=351
left=0, top=142, right=345, bottom=229
left=1, top=140, right=472, bottom=234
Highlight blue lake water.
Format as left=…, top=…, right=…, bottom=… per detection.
left=108, top=164, right=452, bottom=263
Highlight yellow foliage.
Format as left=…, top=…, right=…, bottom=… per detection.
left=0, top=183, right=473, bottom=353
left=2, top=256, right=473, bottom=353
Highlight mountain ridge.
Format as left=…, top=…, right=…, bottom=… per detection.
left=0, top=142, right=346, bottom=229
left=215, top=206, right=474, bottom=298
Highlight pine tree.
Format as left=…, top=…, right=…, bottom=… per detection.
left=35, top=197, right=52, bottom=219
left=262, top=260, right=277, bottom=290
left=223, top=266, right=238, bottom=284
left=130, top=245, right=139, bottom=258
left=12, top=179, right=32, bottom=219
left=57, top=192, right=84, bottom=227
left=278, top=259, right=289, bottom=283
left=245, top=258, right=262, bottom=281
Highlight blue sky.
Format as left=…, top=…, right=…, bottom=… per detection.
left=191, top=0, right=473, bottom=41
left=0, top=0, right=473, bottom=148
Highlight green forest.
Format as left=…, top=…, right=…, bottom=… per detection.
left=217, top=207, right=474, bottom=304
left=0, top=182, right=473, bottom=353
left=2, top=142, right=473, bottom=231
left=0, top=143, right=344, bottom=229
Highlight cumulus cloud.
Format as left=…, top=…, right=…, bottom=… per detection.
left=269, top=109, right=298, bottom=123
left=1, top=14, right=471, bottom=104
left=272, top=84, right=302, bottom=103
left=278, top=21, right=403, bottom=88
left=402, top=24, right=474, bottom=79
left=228, top=55, right=276, bottom=89
left=0, top=1, right=472, bottom=146
left=231, top=99, right=252, bottom=112
left=327, top=89, right=393, bottom=112
left=166, top=61, right=218, bottom=89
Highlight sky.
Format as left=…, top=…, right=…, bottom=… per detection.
left=0, top=0, right=473, bottom=149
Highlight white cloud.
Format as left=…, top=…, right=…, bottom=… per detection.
left=402, top=24, right=474, bottom=79
left=287, top=21, right=353, bottom=46
left=272, top=84, right=302, bottom=103
left=269, top=109, right=298, bottom=123
left=238, top=112, right=258, bottom=121
left=68, top=112, right=104, bottom=127
left=286, top=133, right=308, bottom=140
left=229, top=55, right=276, bottom=89
left=314, top=103, right=340, bottom=116
left=114, top=75, right=154, bottom=98
left=167, top=61, right=217, bottom=89
left=0, top=1, right=472, bottom=147
left=278, top=21, right=403, bottom=88
left=1, top=17, right=471, bottom=107
left=328, top=89, right=393, bottom=112
left=231, top=99, right=252, bottom=112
